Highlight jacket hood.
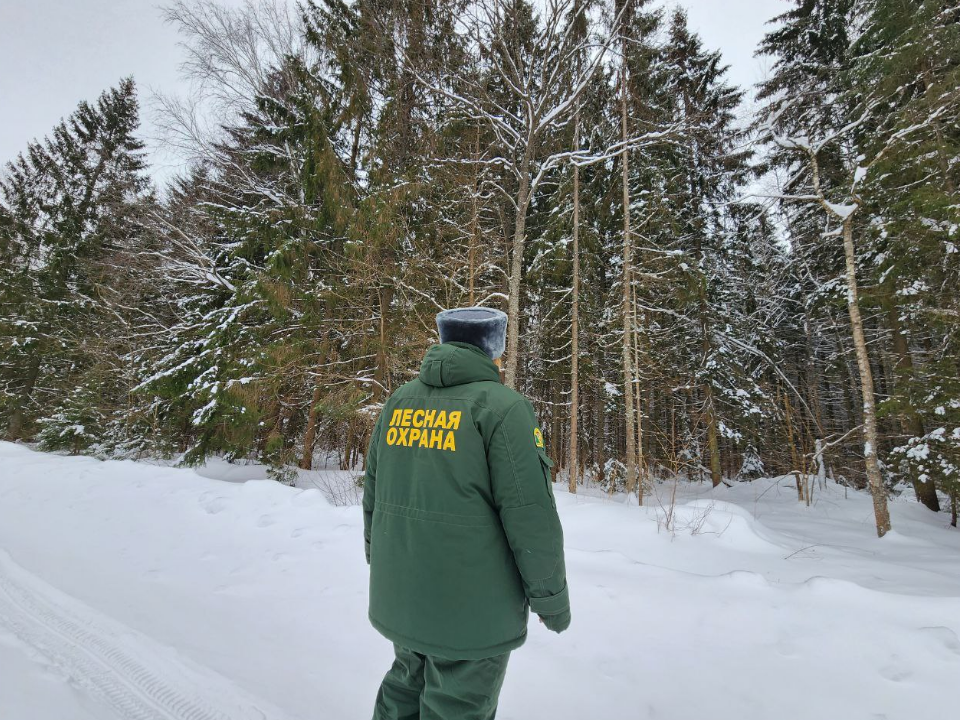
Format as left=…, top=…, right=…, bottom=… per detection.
left=418, top=342, right=501, bottom=387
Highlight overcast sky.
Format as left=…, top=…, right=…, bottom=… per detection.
left=0, top=0, right=785, bottom=184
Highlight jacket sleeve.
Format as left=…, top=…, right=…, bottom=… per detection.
left=488, top=399, right=569, bottom=618
left=362, top=411, right=385, bottom=565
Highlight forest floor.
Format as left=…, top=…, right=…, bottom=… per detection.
left=1, top=440, right=958, bottom=720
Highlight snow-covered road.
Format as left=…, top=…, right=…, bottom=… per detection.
left=0, top=549, right=293, bottom=720
left=1, top=441, right=958, bottom=720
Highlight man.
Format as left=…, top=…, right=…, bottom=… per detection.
left=362, top=306, right=570, bottom=720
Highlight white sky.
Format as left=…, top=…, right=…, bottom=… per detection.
left=0, top=0, right=784, bottom=185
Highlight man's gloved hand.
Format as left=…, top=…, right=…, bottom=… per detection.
left=538, top=608, right=571, bottom=634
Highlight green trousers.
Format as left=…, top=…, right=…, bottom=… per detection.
left=372, top=643, right=511, bottom=720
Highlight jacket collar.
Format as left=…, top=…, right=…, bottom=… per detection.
left=418, top=342, right=501, bottom=387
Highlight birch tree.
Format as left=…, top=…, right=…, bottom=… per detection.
left=400, top=0, right=633, bottom=388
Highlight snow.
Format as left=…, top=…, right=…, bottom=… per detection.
left=1, top=441, right=959, bottom=720
left=190, top=399, right=218, bottom=425
left=603, top=381, right=621, bottom=397
left=906, top=442, right=930, bottom=461
left=0, top=635, right=109, bottom=720
left=825, top=201, right=858, bottom=220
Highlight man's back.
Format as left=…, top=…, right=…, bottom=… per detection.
left=363, top=340, right=569, bottom=660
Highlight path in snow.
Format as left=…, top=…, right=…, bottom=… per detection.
left=1, top=442, right=960, bottom=720
left=0, top=549, right=292, bottom=720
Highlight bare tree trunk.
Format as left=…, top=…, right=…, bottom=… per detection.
left=619, top=62, right=638, bottom=497
left=646, top=373, right=655, bottom=477
left=551, top=381, right=562, bottom=482
left=300, top=379, right=323, bottom=470
left=804, top=147, right=892, bottom=535
left=504, top=151, right=531, bottom=389
left=670, top=394, right=677, bottom=475
left=632, top=282, right=645, bottom=504
left=842, top=217, right=892, bottom=536
left=468, top=191, right=478, bottom=306
left=349, top=117, right=362, bottom=177
left=302, top=331, right=338, bottom=470
left=569, top=126, right=580, bottom=495
left=803, top=310, right=826, bottom=433
left=595, top=387, right=606, bottom=490
left=699, top=285, right=722, bottom=488
left=782, top=386, right=804, bottom=502
left=374, top=285, right=391, bottom=394
left=704, top=385, right=723, bottom=487
left=469, top=126, right=480, bottom=306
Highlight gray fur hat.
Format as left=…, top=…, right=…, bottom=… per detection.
left=436, top=306, right=508, bottom=360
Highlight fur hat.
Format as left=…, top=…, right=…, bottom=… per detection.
left=436, top=307, right=508, bottom=360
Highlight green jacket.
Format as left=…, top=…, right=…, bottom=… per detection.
left=362, top=341, right=569, bottom=659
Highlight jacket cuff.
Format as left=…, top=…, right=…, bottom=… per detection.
left=529, top=583, right=569, bottom=616
left=364, top=540, right=371, bottom=565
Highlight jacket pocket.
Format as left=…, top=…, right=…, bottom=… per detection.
left=499, top=504, right=560, bottom=581
left=536, top=446, right=556, bottom=507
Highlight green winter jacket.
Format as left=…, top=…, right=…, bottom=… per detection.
left=362, top=341, right=569, bottom=660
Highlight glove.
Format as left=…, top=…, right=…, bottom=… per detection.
left=538, top=608, right=571, bottom=634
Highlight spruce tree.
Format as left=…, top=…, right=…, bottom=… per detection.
left=851, top=0, right=960, bottom=513
left=657, top=8, right=754, bottom=486
left=0, top=78, right=150, bottom=447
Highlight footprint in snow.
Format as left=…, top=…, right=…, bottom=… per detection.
left=775, top=635, right=800, bottom=659
left=200, top=497, right=229, bottom=515
left=918, top=626, right=960, bottom=657
left=878, top=655, right=913, bottom=682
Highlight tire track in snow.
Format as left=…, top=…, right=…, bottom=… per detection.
left=0, top=550, right=294, bottom=720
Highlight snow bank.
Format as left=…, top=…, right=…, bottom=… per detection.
left=1, top=442, right=958, bottom=720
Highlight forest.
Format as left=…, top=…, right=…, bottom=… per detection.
left=1, top=0, right=958, bottom=538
